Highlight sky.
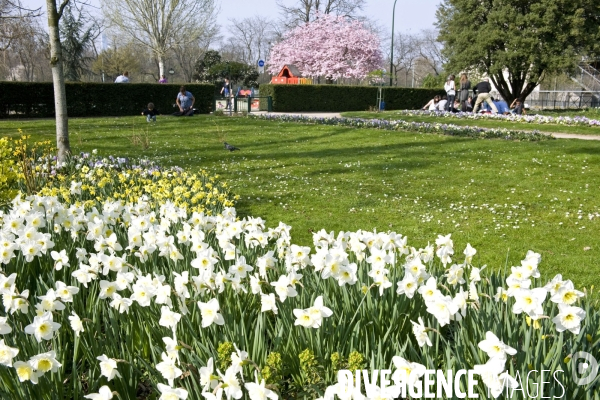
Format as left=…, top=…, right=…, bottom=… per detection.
left=21, top=0, right=440, bottom=35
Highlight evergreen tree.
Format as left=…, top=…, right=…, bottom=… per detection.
left=436, top=0, right=600, bottom=103
left=59, top=4, right=98, bottom=82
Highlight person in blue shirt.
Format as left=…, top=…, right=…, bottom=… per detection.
left=174, top=86, right=195, bottom=116
left=482, top=97, right=510, bottom=114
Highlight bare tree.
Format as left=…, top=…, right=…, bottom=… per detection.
left=391, top=32, right=420, bottom=86
left=277, top=0, right=366, bottom=28
left=228, top=16, right=276, bottom=65
left=416, top=29, right=446, bottom=76
left=1, top=0, right=42, bottom=51
left=172, top=24, right=220, bottom=82
left=101, top=0, right=217, bottom=78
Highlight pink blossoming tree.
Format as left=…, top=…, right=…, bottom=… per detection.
left=267, top=14, right=383, bottom=81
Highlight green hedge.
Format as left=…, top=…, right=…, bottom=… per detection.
left=258, top=84, right=445, bottom=112
left=0, top=82, right=215, bottom=118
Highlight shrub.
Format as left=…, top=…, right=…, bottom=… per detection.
left=0, top=137, right=18, bottom=206
left=0, top=82, right=215, bottom=118
left=258, top=84, right=444, bottom=112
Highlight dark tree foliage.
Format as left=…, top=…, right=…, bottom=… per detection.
left=59, top=4, right=98, bottom=81
left=436, top=0, right=600, bottom=103
left=193, top=50, right=259, bottom=88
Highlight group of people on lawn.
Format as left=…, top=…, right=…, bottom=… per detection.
left=423, top=74, right=524, bottom=115
left=115, top=71, right=235, bottom=121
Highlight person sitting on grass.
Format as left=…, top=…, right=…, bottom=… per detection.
left=510, top=99, right=524, bottom=115
left=422, top=95, right=440, bottom=111
left=141, top=103, right=159, bottom=122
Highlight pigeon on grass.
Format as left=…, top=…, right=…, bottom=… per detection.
left=224, top=142, right=240, bottom=151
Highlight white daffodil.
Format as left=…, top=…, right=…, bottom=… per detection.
left=543, top=274, right=564, bottom=296
left=426, top=295, right=459, bottom=327
left=55, top=281, right=79, bottom=302
left=29, top=351, right=62, bottom=374
left=396, top=274, right=419, bottom=298
left=260, top=293, right=278, bottom=314
left=411, top=317, right=432, bottom=347
left=14, top=361, right=39, bottom=384
left=97, top=354, right=121, bottom=381
left=159, top=306, right=182, bottom=331
left=0, top=316, right=11, bottom=334
left=391, top=356, right=426, bottom=390
left=550, top=281, right=584, bottom=305
left=50, top=249, right=70, bottom=270
left=270, top=275, right=297, bottom=303
left=245, top=375, right=278, bottom=400
left=512, top=288, right=547, bottom=320
left=156, top=352, right=182, bottom=384
left=110, top=294, right=133, bottom=314
left=24, top=312, right=61, bottom=342
left=219, top=366, right=243, bottom=399
left=157, top=383, right=188, bottom=400
left=84, top=385, right=114, bottom=399
left=197, top=298, right=225, bottom=328
left=418, top=277, right=442, bottom=303
left=463, top=243, right=477, bottom=264
left=68, top=311, right=85, bottom=337
left=478, top=331, right=517, bottom=361
left=293, top=309, right=314, bottom=328
left=0, top=339, right=19, bottom=366
left=200, top=357, right=219, bottom=390
left=552, top=304, right=586, bottom=334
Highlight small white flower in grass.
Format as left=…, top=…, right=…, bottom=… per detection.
left=29, top=351, right=62, bottom=374
left=69, top=311, right=84, bottom=337
left=97, top=354, right=121, bottom=381
left=478, top=332, right=517, bottom=361
left=271, top=275, right=297, bottom=303
left=14, top=361, right=39, bottom=384
left=0, top=339, right=19, bottom=366
left=411, top=317, right=432, bottom=347
left=24, top=311, right=61, bottom=342
left=219, top=366, right=243, bottom=399
left=512, top=288, right=547, bottom=320
left=159, top=306, right=182, bottom=331
left=51, top=249, right=69, bottom=270
left=200, top=357, right=219, bottom=390
left=197, top=298, right=224, bottom=327
left=552, top=304, right=586, bottom=334
left=0, top=316, right=11, bottom=334
left=157, top=383, right=188, bottom=400
left=84, top=385, right=113, bottom=400
left=245, top=372, right=279, bottom=400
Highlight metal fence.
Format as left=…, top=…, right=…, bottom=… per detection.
left=524, top=91, right=600, bottom=109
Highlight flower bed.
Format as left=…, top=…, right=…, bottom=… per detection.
left=393, top=109, right=600, bottom=127
left=250, top=114, right=554, bottom=141
left=0, top=182, right=597, bottom=399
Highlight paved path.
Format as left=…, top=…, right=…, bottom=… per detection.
left=255, top=112, right=600, bottom=141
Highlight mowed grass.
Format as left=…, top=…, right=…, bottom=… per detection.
left=342, top=110, right=600, bottom=136
left=1, top=115, right=600, bottom=292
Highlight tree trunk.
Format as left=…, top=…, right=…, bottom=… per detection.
left=46, top=0, right=71, bottom=163
left=158, top=56, right=165, bottom=80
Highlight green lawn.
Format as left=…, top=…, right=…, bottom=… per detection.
left=2, top=115, right=600, bottom=293
left=341, top=110, right=600, bottom=136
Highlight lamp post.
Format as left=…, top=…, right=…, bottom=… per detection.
left=389, top=0, right=399, bottom=87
